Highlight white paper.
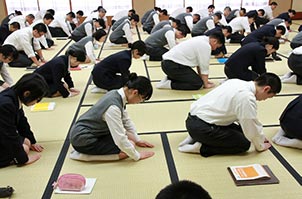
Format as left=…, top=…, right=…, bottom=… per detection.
left=54, top=178, right=97, bottom=194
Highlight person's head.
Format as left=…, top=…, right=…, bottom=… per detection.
left=270, top=2, right=278, bottom=10
left=221, top=25, right=232, bottom=38
left=240, top=7, right=246, bottom=16
left=224, top=6, right=232, bottom=16
left=93, top=29, right=107, bottom=43
left=98, top=6, right=107, bottom=18
left=213, top=12, right=222, bottom=23
left=258, top=9, right=265, bottom=17
left=170, top=18, right=181, bottom=28
left=67, top=49, right=86, bottom=67
left=129, top=14, right=140, bottom=26
left=186, top=6, right=193, bottom=13
left=26, top=14, right=35, bottom=25
left=275, top=25, right=286, bottom=38
left=156, top=180, right=212, bottom=199
left=159, top=9, right=168, bottom=17
left=9, top=22, right=20, bottom=32
left=32, top=23, right=47, bottom=38
left=130, top=40, right=146, bottom=59
left=175, top=24, right=189, bottom=38
left=288, top=9, right=296, bottom=18
left=12, top=73, right=49, bottom=106
left=254, top=72, right=281, bottom=101
left=128, top=9, right=136, bottom=16
left=262, top=36, right=279, bottom=55
left=209, top=31, right=225, bottom=50
left=124, top=73, right=152, bottom=103
left=154, top=7, right=162, bottom=12
left=46, top=9, right=55, bottom=16
left=76, top=10, right=84, bottom=18
left=0, top=44, right=18, bottom=63
left=43, top=13, right=54, bottom=25
left=66, top=12, right=76, bottom=22
left=94, top=18, right=106, bottom=29
left=193, top=14, right=200, bottom=24
left=208, top=5, right=215, bottom=13
left=14, top=10, right=22, bottom=16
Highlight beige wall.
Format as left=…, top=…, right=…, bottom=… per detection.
left=0, top=0, right=7, bottom=22
left=271, top=0, right=292, bottom=17
left=292, top=0, right=302, bottom=11
left=132, top=0, right=154, bottom=26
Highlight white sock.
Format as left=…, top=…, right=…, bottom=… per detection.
left=178, top=142, right=202, bottom=154
left=156, top=77, right=171, bottom=89
left=280, top=72, right=293, bottom=80
left=178, top=135, right=194, bottom=147
left=91, top=86, right=108, bottom=93
left=282, top=74, right=297, bottom=84
left=69, top=150, right=119, bottom=161
left=272, top=129, right=302, bottom=149
left=272, top=128, right=285, bottom=143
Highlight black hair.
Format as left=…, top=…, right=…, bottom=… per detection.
left=76, top=10, right=84, bottom=16
left=240, top=7, right=247, bottom=15
left=177, top=24, right=189, bottom=37
left=171, top=18, right=181, bottom=27
left=276, top=25, right=286, bottom=35
left=154, top=7, right=162, bottom=12
left=246, top=10, right=258, bottom=20
left=160, top=9, right=168, bottom=16
left=129, top=40, right=146, bottom=56
left=224, top=6, right=231, bottom=12
left=270, top=2, right=278, bottom=6
left=0, top=44, right=18, bottom=60
left=67, top=49, right=86, bottom=62
left=43, top=13, right=54, bottom=20
left=26, top=14, right=35, bottom=20
left=186, top=6, right=193, bottom=12
left=12, top=73, right=49, bottom=104
left=288, top=9, right=296, bottom=15
left=128, top=9, right=136, bottom=15
left=262, top=36, right=279, bottom=50
left=255, top=72, right=281, bottom=94
left=66, top=11, right=76, bottom=19
left=214, top=12, right=222, bottom=20
left=97, top=6, right=107, bottom=13
left=258, top=9, right=265, bottom=16
left=125, top=73, right=152, bottom=101
left=94, top=18, right=106, bottom=29
left=9, top=22, right=20, bottom=30
left=46, top=9, right=55, bottom=16
left=130, top=14, right=140, bottom=22
left=208, top=5, right=215, bottom=9
left=209, top=31, right=225, bottom=45
left=33, top=23, right=47, bottom=33
left=93, top=29, right=107, bottom=41
left=222, top=25, right=232, bottom=34
left=193, top=14, right=201, bottom=21
left=14, top=10, right=22, bottom=15
left=156, top=180, right=212, bottom=199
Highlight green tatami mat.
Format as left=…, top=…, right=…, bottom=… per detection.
left=265, top=127, right=302, bottom=175
left=53, top=134, right=170, bottom=199
left=0, top=141, right=64, bottom=199
left=168, top=133, right=302, bottom=199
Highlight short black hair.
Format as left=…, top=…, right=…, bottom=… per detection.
left=209, top=31, right=225, bottom=45
left=67, top=49, right=86, bottom=62
left=76, top=10, right=84, bottom=16
left=0, top=44, right=18, bottom=60
left=26, top=14, right=35, bottom=20
left=12, top=73, right=49, bottom=104
left=130, top=40, right=146, bottom=56
left=94, top=18, right=106, bottom=29
left=46, top=9, right=55, bottom=16
left=160, top=9, right=168, bottom=16
left=255, top=72, right=281, bottom=94
left=276, top=25, right=286, bottom=35
left=186, top=6, right=193, bottom=12
left=43, top=13, right=54, bottom=20
left=258, top=9, right=265, bottom=16
left=130, top=14, right=140, bottom=22
left=214, top=12, right=222, bottom=20
left=222, top=25, right=232, bottom=34
left=33, top=23, right=47, bottom=33
left=177, top=24, right=189, bottom=37
left=156, top=180, right=212, bottom=199
left=262, top=36, right=280, bottom=50
left=93, top=29, right=107, bottom=41
left=270, top=2, right=278, bottom=6
left=208, top=5, right=215, bottom=9
left=288, top=9, right=296, bottom=15
left=66, top=11, right=75, bottom=19
left=128, top=9, right=136, bottom=15
left=9, top=22, right=20, bottom=30
left=125, top=73, right=153, bottom=101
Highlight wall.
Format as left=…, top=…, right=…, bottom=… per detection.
left=270, top=0, right=292, bottom=17
left=292, top=0, right=302, bottom=19
left=0, top=0, right=7, bottom=22
left=132, top=0, right=154, bottom=26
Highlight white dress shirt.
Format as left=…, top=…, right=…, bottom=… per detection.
left=49, top=15, right=72, bottom=37
left=229, top=16, right=251, bottom=33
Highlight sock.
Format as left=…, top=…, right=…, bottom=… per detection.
left=156, top=77, right=171, bottom=89
left=280, top=72, right=293, bottom=80
left=282, top=74, right=297, bottom=84
left=178, top=142, right=202, bottom=154
left=272, top=128, right=302, bottom=149
left=91, top=86, right=108, bottom=93
left=178, top=135, right=194, bottom=147
left=69, top=150, right=119, bottom=161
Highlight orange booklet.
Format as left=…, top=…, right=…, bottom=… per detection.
left=229, top=164, right=270, bottom=181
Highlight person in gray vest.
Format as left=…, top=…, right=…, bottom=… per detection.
left=175, top=12, right=197, bottom=33
left=71, top=18, right=105, bottom=42
left=141, top=7, right=161, bottom=25
left=191, top=13, right=222, bottom=37
left=151, top=18, right=180, bottom=34
left=109, top=14, right=139, bottom=46
left=111, top=9, right=136, bottom=31
left=69, top=73, right=154, bottom=162
left=145, top=25, right=188, bottom=61
left=66, top=29, right=107, bottom=64
left=142, top=9, right=160, bottom=34
left=290, top=31, right=302, bottom=49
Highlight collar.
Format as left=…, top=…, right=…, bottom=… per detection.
left=117, top=88, right=127, bottom=106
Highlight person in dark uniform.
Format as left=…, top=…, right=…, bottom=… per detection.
left=224, top=37, right=279, bottom=81
left=34, top=50, right=86, bottom=98
left=91, top=40, right=146, bottom=93
left=272, top=94, right=302, bottom=149
left=0, top=73, right=48, bottom=168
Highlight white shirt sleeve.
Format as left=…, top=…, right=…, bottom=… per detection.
left=0, top=64, right=13, bottom=85
left=84, top=41, right=96, bottom=63
left=36, top=36, right=49, bottom=49
left=122, top=23, right=133, bottom=43
left=165, top=30, right=176, bottom=49
left=184, top=15, right=193, bottom=31
left=243, top=17, right=251, bottom=33
left=59, top=20, right=72, bottom=37
left=122, top=110, right=141, bottom=142
left=104, top=105, right=140, bottom=161
left=153, top=13, right=160, bottom=25
left=84, top=23, right=93, bottom=37
left=206, top=19, right=215, bottom=31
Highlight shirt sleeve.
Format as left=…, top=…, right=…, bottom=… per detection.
left=122, top=109, right=141, bottom=142
left=153, top=13, right=160, bottom=25
left=0, top=64, right=13, bottom=85
left=20, top=37, right=36, bottom=58
left=243, top=18, right=251, bottom=33
left=165, top=30, right=176, bottom=49
left=206, top=20, right=215, bottom=31
left=84, top=23, right=93, bottom=37
left=122, top=23, right=133, bottom=43
left=104, top=105, right=140, bottom=161
left=84, top=41, right=96, bottom=63
left=185, top=15, right=193, bottom=31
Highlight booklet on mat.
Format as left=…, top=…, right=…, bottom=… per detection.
left=54, top=178, right=96, bottom=194
left=192, top=94, right=204, bottom=100
left=228, top=164, right=279, bottom=186
left=31, top=102, right=56, bottom=112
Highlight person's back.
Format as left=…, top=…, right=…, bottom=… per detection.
left=191, top=16, right=212, bottom=36
left=111, top=16, right=128, bottom=31
left=151, top=20, right=170, bottom=34
left=241, top=24, right=275, bottom=45
left=145, top=27, right=173, bottom=48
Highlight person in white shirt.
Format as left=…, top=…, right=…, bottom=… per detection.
left=170, top=6, right=193, bottom=18
left=84, top=6, right=107, bottom=28
left=263, top=1, right=278, bottom=21
left=178, top=73, right=281, bottom=157
left=196, top=4, right=215, bottom=19
left=31, top=13, right=54, bottom=49
left=48, top=12, right=75, bottom=37
left=9, top=14, right=35, bottom=29
left=157, top=32, right=225, bottom=90
left=69, top=73, right=154, bottom=162
left=111, top=9, right=136, bottom=25
left=4, top=23, right=47, bottom=67
left=35, top=9, right=55, bottom=21
left=71, top=18, right=105, bottom=42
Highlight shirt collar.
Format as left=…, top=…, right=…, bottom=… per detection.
left=117, top=88, right=127, bottom=106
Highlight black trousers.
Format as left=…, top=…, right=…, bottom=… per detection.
left=40, top=38, right=54, bottom=49
left=146, top=46, right=168, bottom=61
left=288, top=53, right=302, bottom=85
left=109, top=36, right=128, bottom=44
left=290, top=42, right=302, bottom=50
left=224, top=64, right=259, bottom=81
left=8, top=51, right=34, bottom=67
left=92, top=71, right=127, bottom=90
left=161, top=60, right=203, bottom=90
left=49, top=27, right=68, bottom=37
left=186, top=114, right=251, bottom=157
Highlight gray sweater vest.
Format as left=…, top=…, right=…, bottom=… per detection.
left=192, top=16, right=212, bottom=35
left=72, top=20, right=94, bottom=37
left=145, top=27, right=173, bottom=48
left=70, top=90, right=124, bottom=147
left=68, top=36, right=93, bottom=53
left=151, top=20, right=170, bottom=34
left=109, top=20, right=130, bottom=42
left=112, top=16, right=128, bottom=31
left=175, top=13, right=191, bottom=25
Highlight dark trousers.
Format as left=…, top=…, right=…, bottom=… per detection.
left=92, top=71, right=126, bottom=90
left=161, top=60, right=203, bottom=90
left=186, top=114, right=251, bottom=157
left=288, top=53, right=302, bottom=85
left=109, top=36, right=128, bottom=44
left=40, top=38, right=54, bottom=49
left=146, top=46, right=168, bottom=61
left=290, top=42, right=302, bottom=50
left=70, top=34, right=83, bottom=42
left=224, top=64, right=258, bottom=81
left=143, top=26, right=152, bottom=34
left=8, top=51, right=33, bottom=67
left=49, top=27, right=68, bottom=37
left=230, top=32, right=245, bottom=43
